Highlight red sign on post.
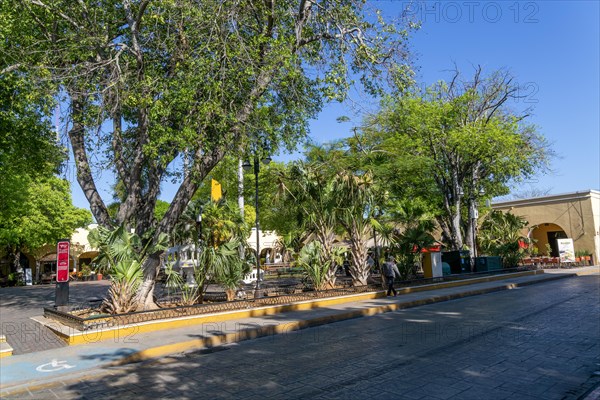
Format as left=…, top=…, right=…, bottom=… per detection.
left=56, top=240, right=70, bottom=282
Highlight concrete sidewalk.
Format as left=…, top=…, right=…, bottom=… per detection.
left=1, top=267, right=597, bottom=397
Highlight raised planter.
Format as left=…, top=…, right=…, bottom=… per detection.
left=40, top=268, right=538, bottom=345
left=44, top=285, right=379, bottom=332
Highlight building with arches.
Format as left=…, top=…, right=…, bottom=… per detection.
left=492, top=190, right=600, bottom=264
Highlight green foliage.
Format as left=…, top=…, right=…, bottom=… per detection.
left=0, top=176, right=92, bottom=253
left=196, top=239, right=246, bottom=302
left=575, top=250, right=591, bottom=257
left=163, top=263, right=200, bottom=306
left=298, top=242, right=334, bottom=291
left=154, top=200, right=170, bottom=222
left=89, top=225, right=169, bottom=271
left=2, top=0, right=412, bottom=230
left=89, top=224, right=168, bottom=313
left=479, top=210, right=528, bottom=267
left=363, top=69, right=551, bottom=251
left=384, top=201, right=436, bottom=280
left=0, top=77, right=86, bottom=261
left=172, top=199, right=249, bottom=248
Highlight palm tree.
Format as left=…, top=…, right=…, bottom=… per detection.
left=297, top=241, right=344, bottom=291
left=383, top=201, right=436, bottom=280
left=88, top=225, right=168, bottom=313
left=278, top=162, right=341, bottom=288
left=478, top=210, right=528, bottom=267
left=334, top=170, right=379, bottom=286
left=170, top=199, right=250, bottom=302
left=274, top=230, right=303, bottom=264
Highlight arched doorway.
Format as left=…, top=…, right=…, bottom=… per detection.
left=529, top=223, right=567, bottom=257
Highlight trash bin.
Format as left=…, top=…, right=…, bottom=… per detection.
left=442, top=251, right=471, bottom=274
left=423, top=251, right=443, bottom=278
left=474, top=257, right=502, bottom=272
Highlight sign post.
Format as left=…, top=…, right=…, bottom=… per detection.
left=55, top=239, right=70, bottom=310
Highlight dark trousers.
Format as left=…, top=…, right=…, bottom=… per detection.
left=386, top=276, right=396, bottom=296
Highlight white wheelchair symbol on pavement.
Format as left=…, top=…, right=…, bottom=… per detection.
left=36, top=359, right=76, bottom=373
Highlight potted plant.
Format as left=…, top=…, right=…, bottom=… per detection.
left=80, top=264, right=91, bottom=281
left=576, top=250, right=592, bottom=265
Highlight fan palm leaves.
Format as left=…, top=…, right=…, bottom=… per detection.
left=298, top=242, right=345, bottom=290
left=278, top=161, right=341, bottom=287
left=479, top=210, right=528, bottom=267
left=333, top=170, right=378, bottom=286
left=384, top=201, right=437, bottom=280
left=88, top=224, right=168, bottom=313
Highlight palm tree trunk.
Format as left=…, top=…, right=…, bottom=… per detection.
left=349, top=228, right=369, bottom=286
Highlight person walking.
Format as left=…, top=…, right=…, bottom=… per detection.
left=382, top=256, right=401, bottom=297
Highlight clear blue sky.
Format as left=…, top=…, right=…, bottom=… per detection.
left=298, top=0, right=600, bottom=197
left=68, top=1, right=599, bottom=210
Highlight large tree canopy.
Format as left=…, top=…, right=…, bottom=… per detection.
left=0, top=176, right=92, bottom=271
left=2, top=0, right=413, bottom=308
left=363, top=68, right=551, bottom=254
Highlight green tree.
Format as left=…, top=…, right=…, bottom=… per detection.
left=366, top=68, right=551, bottom=255
left=0, top=73, right=72, bottom=273
left=88, top=225, right=168, bottom=313
left=334, top=169, right=379, bottom=286
left=0, top=176, right=92, bottom=275
left=170, top=199, right=250, bottom=302
left=3, top=0, right=413, bottom=309
left=298, top=241, right=344, bottom=291
left=278, top=160, right=341, bottom=288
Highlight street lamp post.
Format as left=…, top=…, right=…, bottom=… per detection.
left=243, top=151, right=271, bottom=298
left=193, top=207, right=203, bottom=287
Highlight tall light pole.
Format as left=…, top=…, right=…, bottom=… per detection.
left=243, top=150, right=271, bottom=298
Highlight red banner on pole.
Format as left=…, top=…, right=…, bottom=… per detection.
left=56, top=240, right=70, bottom=282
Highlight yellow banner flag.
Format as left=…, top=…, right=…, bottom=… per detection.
left=211, top=179, right=222, bottom=202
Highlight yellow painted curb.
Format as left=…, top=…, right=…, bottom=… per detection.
left=0, top=336, right=13, bottom=358
left=40, top=290, right=385, bottom=346
left=0, top=351, right=13, bottom=358
left=574, top=267, right=600, bottom=276
left=113, top=272, right=567, bottom=366
left=41, top=270, right=542, bottom=346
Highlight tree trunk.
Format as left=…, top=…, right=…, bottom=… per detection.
left=317, top=228, right=337, bottom=288
left=68, top=95, right=112, bottom=228
left=12, top=248, right=21, bottom=273
left=466, top=199, right=476, bottom=261
left=35, top=260, right=41, bottom=284
left=134, top=252, right=161, bottom=310
left=349, top=230, right=369, bottom=286
left=238, top=158, right=245, bottom=259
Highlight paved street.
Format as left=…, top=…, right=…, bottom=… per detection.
left=7, top=274, right=599, bottom=399
left=0, top=281, right=110, bottom=354
left=0, top=278, right=302, bottom=354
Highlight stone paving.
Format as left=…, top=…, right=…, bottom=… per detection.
left=0, top=281, right=110, bottom=354
left=5, top=274, right=599, bottom=399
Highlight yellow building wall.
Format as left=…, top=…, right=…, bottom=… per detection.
left=493, top=190, right=599, bottom=263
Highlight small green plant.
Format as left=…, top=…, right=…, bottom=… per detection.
left=163, top=263, right=200, bottom=306
left=7, top=272, right=23, bottom=286
left=544, top=243, right=552, bottom=257
left=80, top=264, right=91, bottom=276
left=575, top=250, right=591, bottom=257
left=298, top=242, right=328, bottom=291
left=529, top=246, right=539, bottom=257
